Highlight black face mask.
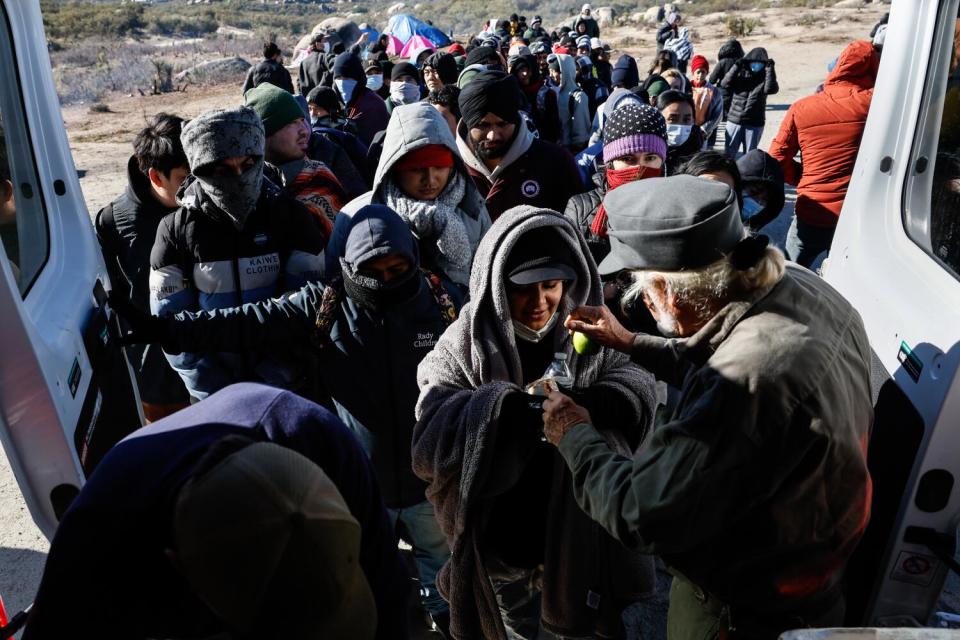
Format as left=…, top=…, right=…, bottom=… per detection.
left=341, top=261, right=422, bottom=313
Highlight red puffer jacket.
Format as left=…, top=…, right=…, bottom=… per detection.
left=769, top=40, right=879, bottom=228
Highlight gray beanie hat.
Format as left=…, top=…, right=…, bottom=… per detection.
left=180, top=107, right=265, bottom=174
left=597, top=174, right=744, bottom=275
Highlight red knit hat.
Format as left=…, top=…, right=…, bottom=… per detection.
left=394, top=144, right=455, bottom=171
left=690, top=55, right=709, bottom=74
left=447, top=42, right=466, bottom=57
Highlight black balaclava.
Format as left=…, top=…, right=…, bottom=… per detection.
left=340, top=204, right=422, bottom=312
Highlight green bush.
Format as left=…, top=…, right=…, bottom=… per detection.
left=725, top=15, right=761, bottom=37
left=41, top=1, right=146, bottom=40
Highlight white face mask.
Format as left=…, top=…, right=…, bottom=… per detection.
left=366, top=73, right=384, bottom=91
left=666, top=123, right=692, bottom=147
left=513, top=312, right=559, bottom=343
left=335, top=78, right=358, bottom=105
left=390, top=81, right=421, bottom=105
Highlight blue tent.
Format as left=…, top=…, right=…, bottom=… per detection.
left=386, top=14, right=452, bottom=48
left=359, top=25, right=380, bottom=44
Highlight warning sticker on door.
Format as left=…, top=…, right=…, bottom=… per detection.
left=890, top=550, right=939, bottom=586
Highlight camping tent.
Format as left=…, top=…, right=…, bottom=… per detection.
left=399, top=35, right=436, bottom=61
left=384, top=34, right=405, bottom=56
left=386, top=14, right=451, bottom=48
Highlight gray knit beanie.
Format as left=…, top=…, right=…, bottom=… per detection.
left=180, top=107, right=265, bottom=174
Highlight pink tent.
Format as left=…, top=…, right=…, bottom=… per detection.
left=400, top=34, right=436, bottom=61
left=385, top=34, right=405, bottom=56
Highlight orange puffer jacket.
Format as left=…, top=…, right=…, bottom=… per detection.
left=769, top=40, right=879, bottom=228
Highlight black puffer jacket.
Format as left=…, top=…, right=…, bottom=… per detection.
left=709, top=39, right=744, bottom=116
left=564, top=170, right=608, bottom=265
left=241, top=58, right=294, bottom=94
left=721, top=47, right=779, bottom=127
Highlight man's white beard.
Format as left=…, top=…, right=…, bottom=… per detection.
left=655, top=313, right=681, bottom=338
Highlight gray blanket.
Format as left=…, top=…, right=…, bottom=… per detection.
left=413, top=206, right=658, bottom=638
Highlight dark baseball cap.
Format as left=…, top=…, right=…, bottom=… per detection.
left=597, top=175, right=744, bottom=275
left=172, top=442, right=376, bottom=639
left=505, top=227, right=577, bottom=285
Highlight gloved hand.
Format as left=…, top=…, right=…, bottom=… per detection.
left=767, top=59, right=775, bottom=68
left=107, top=291, right=173, bottom=350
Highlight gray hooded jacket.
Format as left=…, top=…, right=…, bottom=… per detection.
left=553, top=53, right=592, bottom=149
left=412, top=206, right=658, bottom=638
left=327, top=103, right=491, bottom=286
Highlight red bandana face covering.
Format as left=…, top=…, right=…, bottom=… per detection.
left=591, top=164, right=664, bottom=238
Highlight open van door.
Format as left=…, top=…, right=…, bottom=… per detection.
left=823, top=0, right=960, bottom=626
left=0, top=0, right=141, bottom=539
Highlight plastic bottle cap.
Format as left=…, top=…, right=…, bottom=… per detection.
left=554, top=352, right=567, bottom=360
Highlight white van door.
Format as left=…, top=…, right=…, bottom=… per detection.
left=0, top=0, right=141, bottom=539
left=824, top=0, right=960, bottom=626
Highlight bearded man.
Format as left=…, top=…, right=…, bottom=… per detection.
left=455, top=70, right=585, bottom=220
left=542, top=174, right=875, bottom=640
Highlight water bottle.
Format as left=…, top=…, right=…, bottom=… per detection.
left=542, top=352, right=574, bottom=390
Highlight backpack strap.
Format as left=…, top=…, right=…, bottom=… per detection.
left=310, top=276, right=344, bottom=349
left=420, top=268, right=458, bottom=326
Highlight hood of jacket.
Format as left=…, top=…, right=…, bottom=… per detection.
left=718, top=38, right=744, bottom=60
left=464, top=206, right=601, bottom=383
left=611, top=54, right=640, bottom=88
left=554, top=52, right=580, bottom=94
left=456, top=116, right=536, bottom=182
left=342, top=204, right=420, bottom=270
left=737, top=148, right=785, bottom=203
left=371, top=102, right=486, bottom=220
left=743, top=47, right=769, bottom=62
left=603, top=87, right=643, bottom=120
left=124, top=155, right=153, bottom=210
left=824, top=40, right=879, bottom=91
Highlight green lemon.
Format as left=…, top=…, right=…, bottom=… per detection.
left=572, top=331, right=599, bottom=355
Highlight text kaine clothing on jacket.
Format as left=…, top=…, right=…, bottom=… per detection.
left=149, top=177, right=326, bottom=398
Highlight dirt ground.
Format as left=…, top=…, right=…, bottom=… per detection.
left=1, top=4, right=895, bottom=637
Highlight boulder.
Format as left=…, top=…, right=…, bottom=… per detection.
left=174, top=57, right=249, bottom=84
left=596, top=6, right=615, bottom=25
left=642, top=6, right=661, bottom=24
left=318, top=17, right=361, bottom=44
left=388, top=2, right=406, bottom=14
left=834, top=0, right=867, bottom=6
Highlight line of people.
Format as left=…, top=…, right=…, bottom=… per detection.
left=19, top=14, right=886, bottom=640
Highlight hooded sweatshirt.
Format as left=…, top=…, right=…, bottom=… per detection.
left=96, top=157, right=189, bottom=406
left=721, top=47, right=779, bottom=126
left=334, top=52, right=390, bottom=146
left=328, top=103, right=491, bottom=286
left=155, top=206, right=465, bottom=510
left=736, top=148, right=786, bottom=232
left=456, top=117, right=585, bottom=220
left=769, top=40, right=877, bottom=228
left=610, top=54, right=640, bottom=89
left=413, top=206, right=657, bottom=639
left=553, top=53, right=593, bottom=149
left=710, top=39, right=745, bottom=114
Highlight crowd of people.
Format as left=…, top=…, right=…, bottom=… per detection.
left=18, top=6, right=891, bottom=640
